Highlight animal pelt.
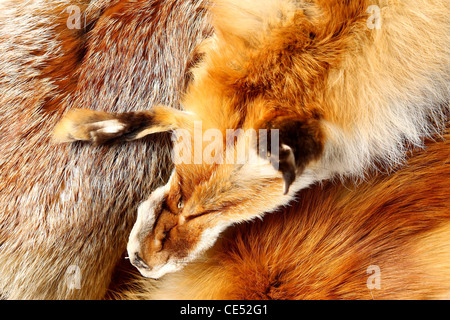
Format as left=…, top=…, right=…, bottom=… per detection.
left=119, top=129, right=450, bottom=300
left=0, top=0, right=209, bottom=299
left=54, top=0, right=449, bottom=279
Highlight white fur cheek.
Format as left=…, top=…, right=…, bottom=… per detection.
left=127, top=176, right=173, bottom=261
left=137, top=261, right=183, bottom=279
left=189, top=220, right=233, bottom=261
left=138, top=222, right=233, bottom=279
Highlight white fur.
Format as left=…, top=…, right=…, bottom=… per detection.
left=94, top=120, right=125, bottom=134
left=136, top=260, right=181, bottom=279
left=127, top=182, right=170, bottom=262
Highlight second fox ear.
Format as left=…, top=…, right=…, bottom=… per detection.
left=52, top=106, right=193, bottom=145
left=265, top=117, right=324, bottom=194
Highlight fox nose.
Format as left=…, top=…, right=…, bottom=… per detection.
left=131, top=252, right=150, bottom=270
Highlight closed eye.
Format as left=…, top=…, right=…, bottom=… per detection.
left=185, top=201, right=235, bottom=222
left=185, top=209, right=220, bottom=222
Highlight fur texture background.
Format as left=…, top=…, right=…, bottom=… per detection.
left=0, top=0, right=209, bottom=299
left=192, top=0, right=450, bottom=180
left=0, top=0, right=448, bottom=300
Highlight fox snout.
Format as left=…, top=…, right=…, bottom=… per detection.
left=126, top=185, right=168, bottom=278
left=126, top=181, right=194, bottom=279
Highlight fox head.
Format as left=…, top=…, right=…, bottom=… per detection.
left=53, top=106, right=324, bottom=278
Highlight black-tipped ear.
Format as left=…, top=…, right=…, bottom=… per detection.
left=53, top=107, right=191, bottom=145
left=266, top=118, right=324, bottom=194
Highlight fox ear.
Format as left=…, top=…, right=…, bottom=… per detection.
left=265, top=117, right=324, bottom=194
left=52, top=106, right=192, bottom=145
